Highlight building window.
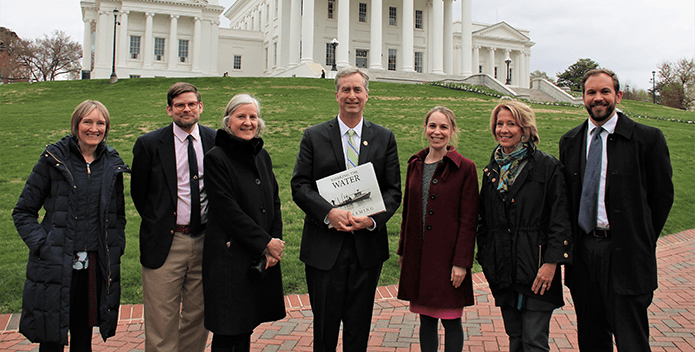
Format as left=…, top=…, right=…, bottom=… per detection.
left=178, top=40, right=189, bottom=63
left=356, top=49, right=368, bottom=68
left=389, top=7, right=397, bottom=26
left=265, top=47, right=269, bottom=70
left=328, top=0, right=335, bottom=19
left=267, top=4, right=270, bottom=22
left=154, top=37, right=165, bottom=61
left=234, top=55, right=242, bottom=69
left=494, top=67, right=498, bottom=79
left=275, top=0, right=278, bottom=18
left=326, top=42, right=336, bottom=67
left=129, top=74, right=141, bottom=78
left=388, top=49, right=397, bottom=71
left=359, top=3, right=367, bottom=22
left=415, top=52, right=423, bottom=73
left=479, top=65, right=483, bottom=73
left=415, top=10, right=423, bottom=29
left=129, top=36, right=141, bottom=59
left=273, top=42, right=277, bottom=66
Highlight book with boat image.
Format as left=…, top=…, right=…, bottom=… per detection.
left=316, top=162, right=386, bottom=218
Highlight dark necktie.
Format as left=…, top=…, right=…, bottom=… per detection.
left=578, top=126, right=603, bottom=233
left=187, top=135, right=201, bottom=233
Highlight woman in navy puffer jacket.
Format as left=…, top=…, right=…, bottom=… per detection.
left=13, top=100, right=129, bottom=351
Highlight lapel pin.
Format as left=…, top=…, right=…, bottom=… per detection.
left=363, top=141, right=368, bottom=146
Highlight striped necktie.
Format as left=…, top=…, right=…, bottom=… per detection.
left=347, top=129, right=359, bottom=169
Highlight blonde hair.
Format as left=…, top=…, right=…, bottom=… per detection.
left=221, top=94, right=266, bottom=137
left=490, top=99, right=540, bottom=145
left=422, top=106, right=458, bottom=147
left=70, top=100, right=110, bottom=143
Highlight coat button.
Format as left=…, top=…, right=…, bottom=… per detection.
left=492, top=178, right=496, bottom=183
left=430, top=194, right=436, bottom=200
left=511, top=198, right=515, bottom=203
left=170, top=230, right=174, bottom=234
left=261, top=207, right=266, bottom=214
left=428, top=210, right=434, bottom=215
left=255, top=179, right=261, bottom=185
left=432, top=179, right=438, bottom=184
left=564, top=240, right=569, bottom=246
left=426, top=225, right=432, bottom=230
left=484, top=168, right=488, bottom=172
left=564, top=253, right=569, bottom=258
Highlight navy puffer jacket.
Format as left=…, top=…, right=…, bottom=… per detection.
left=12, top=135, right=129, bottom=344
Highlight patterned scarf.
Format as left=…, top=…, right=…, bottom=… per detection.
left=494, top=142, right=530, bottom=195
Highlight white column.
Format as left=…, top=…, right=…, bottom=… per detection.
left=525, top=51, right=531, bottom=88
left=289, top=0, right=301, bottom=66
left=443, top=0, right=453, bottom=74
left=487, top=47, right=495, bottom=77
left=118, top=11, right=129, bottom=66
left=460, top=0, right=472, bottom=75
left=472, top=46, right=479, bottom=74
left=300, top=0, right=315, bottom=63
left=515, top=51, right=522, bottom=87
left=82, top=20, right=93, bottom=73
left=192, top=17, right=201, bottom=72
left=431, top=0, right=444, bottom=74
left=168, top=15, right=179, bottom=70
left=336, top=0, right=350, bottom=68
left=210, top=21, right=219, bottom=75
left=95, top=11, right=110, bottom=70
left=143, top=12, right=154, bottom=68
left=369, top=0, right=384, bottom=69
left=400, top=0, right=413, bottom=71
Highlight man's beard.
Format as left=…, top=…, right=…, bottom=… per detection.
left=586, top=102, right=615, bottom=122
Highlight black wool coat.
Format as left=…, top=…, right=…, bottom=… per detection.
left=202, top=130, right=286, bottom=335
left=476, top=145, right=572, bottom=307
left=13, top=136, right=129, bottom=344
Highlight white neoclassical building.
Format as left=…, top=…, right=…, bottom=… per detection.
left=81, top=0, right=534, bottom=87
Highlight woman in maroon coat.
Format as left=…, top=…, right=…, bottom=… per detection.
left=397, top=106, right=479, bottom=352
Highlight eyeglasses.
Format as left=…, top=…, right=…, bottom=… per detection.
left=172, top=102, right=201, bottom=111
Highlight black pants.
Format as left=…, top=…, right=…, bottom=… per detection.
left=40, top=269, right=94, bottom=352
left=210, top=332, right=252, bottom=352
left=305, top=234, right=382, bottom=352
left=571, top=235, right=654, bottom=352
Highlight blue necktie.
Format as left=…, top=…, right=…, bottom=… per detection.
left=578, top=127, right=603, bottom=233
left=187, top=135, right=201, bottom=233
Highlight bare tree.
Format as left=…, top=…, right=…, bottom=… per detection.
left=0, top=27, right=32, bottom=83
left=22, top=30, right=82, bottom=81
left=657, top=58, right=695, bottom=110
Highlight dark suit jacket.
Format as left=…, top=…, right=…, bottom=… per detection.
left=559, top=112, right=673, bottom=294
left=131, top=123, right=216, bottom=269
left=291, top=117, right=402, bottom=271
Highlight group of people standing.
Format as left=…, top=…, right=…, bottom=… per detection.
left=12, top=66, right=673, bottom=352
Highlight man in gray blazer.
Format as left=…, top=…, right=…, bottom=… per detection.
left=291, top=67, right=402, bottom=352
left=131, top=82, right=215, bottom=352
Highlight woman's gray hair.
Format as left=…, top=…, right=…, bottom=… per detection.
left=221, top=94, right=266, bottom=137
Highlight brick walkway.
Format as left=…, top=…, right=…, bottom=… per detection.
left=2, top=229, right=694, bottom=351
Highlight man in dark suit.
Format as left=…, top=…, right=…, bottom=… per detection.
left=559, top=69, right=674, bottom=351
left=131, top=82, right=215, bottom=352
left=291, top=67, right=402, bottom=352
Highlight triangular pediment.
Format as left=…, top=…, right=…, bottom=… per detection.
left=473, top=21, right=530, bottom=43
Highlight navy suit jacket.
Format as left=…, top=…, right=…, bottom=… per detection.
left=291, top=117, right=402, bottom=271
left=559, top=112, right=674, bottom=294
left=131, top=123, right=216, bottom=269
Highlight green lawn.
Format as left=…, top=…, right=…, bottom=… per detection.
left=1, top=77, right=693, bottom=314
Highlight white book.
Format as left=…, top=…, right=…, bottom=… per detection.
left=316, top=162, right=386, bottom=219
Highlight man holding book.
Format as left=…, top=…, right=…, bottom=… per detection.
left=291, top=67, right=402, bottom=352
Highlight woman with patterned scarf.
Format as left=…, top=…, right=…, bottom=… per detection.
left=476, top=99, right=573, bottom=352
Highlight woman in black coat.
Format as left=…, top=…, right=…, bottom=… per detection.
left=12, top=100, right=129, bottom=351
left=203, top=94, right=286, bottom=352
left=476, top=99, right=572, bottom=352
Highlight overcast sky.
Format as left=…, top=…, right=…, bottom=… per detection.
left=1, top=0, right=693, bottom=90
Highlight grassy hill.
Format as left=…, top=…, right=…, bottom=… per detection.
left=1, top=77, right=693, bottom=314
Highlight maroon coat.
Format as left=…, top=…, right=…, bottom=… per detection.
left=397, top=146, right=479, bottom=308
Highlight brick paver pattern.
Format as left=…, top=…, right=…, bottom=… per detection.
left=1, top=229, right=694, bottom=351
